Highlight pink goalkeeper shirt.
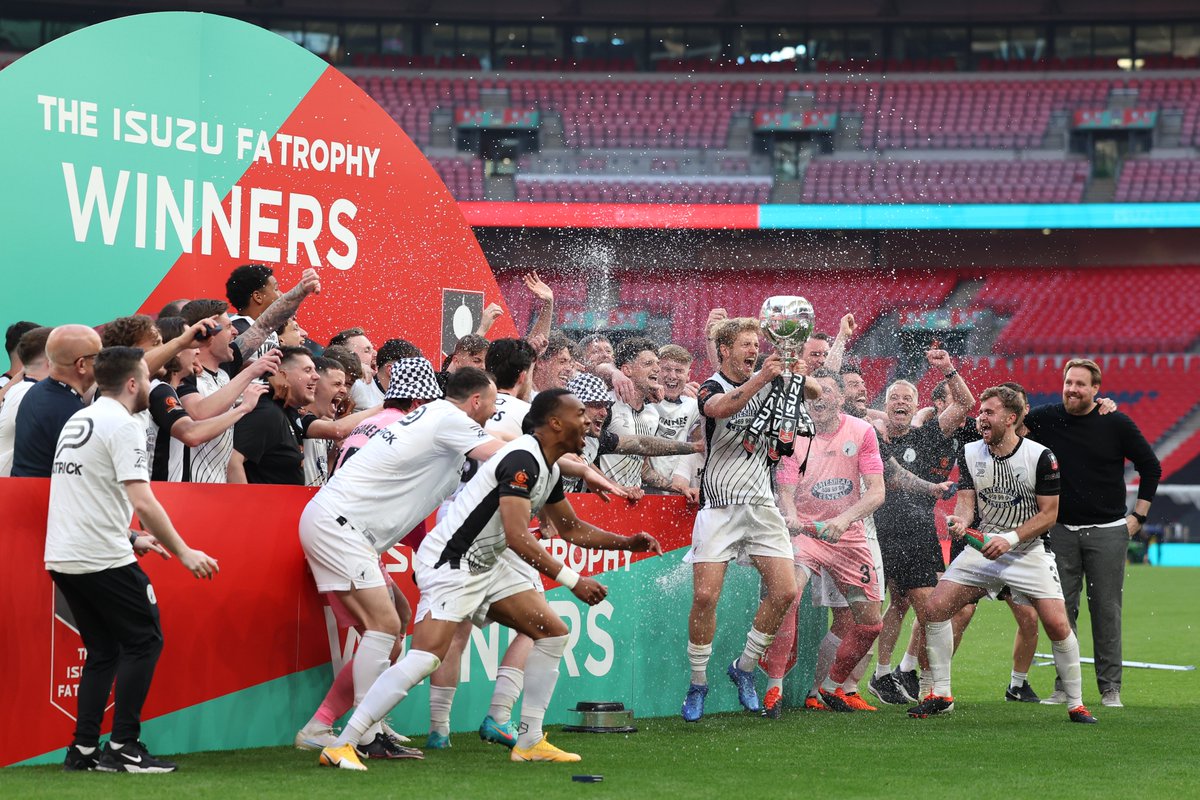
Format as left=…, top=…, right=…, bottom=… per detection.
left=776, top=414, right=883, bottom=542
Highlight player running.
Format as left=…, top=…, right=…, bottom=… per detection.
left=318, top=389, right=661, bottom=770
left=908, top=386, right=1097, bottom=724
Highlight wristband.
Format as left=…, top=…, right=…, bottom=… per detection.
left=1130, top=512, right=1147, bottom=525
left=555, top=565, right=580, bottom=590
left=997, top=531, right=1020, bottom=548
left=128, top=531, right=139, bottom=546
left=943, top=369, right=958, bottom=379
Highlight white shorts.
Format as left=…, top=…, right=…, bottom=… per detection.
left=470, top=549, right=546, bottom=627
left=684, top=504, right=793, bottom=564
left=942, top=544, right=1064, bottom=602
left=811, top=528, right=885, bottom=608
left=414, top=555, right=537, bottom=625
left=299, top=501, right=385, bottom=593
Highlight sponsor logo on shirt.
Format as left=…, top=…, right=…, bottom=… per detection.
left=1048, top=452, right=1059, bottom=471
left=811, top=477, right=854, bottom=500
left=509, top=469, right=530, bottom=492
left=164, top=396, right=179, bottom=410
left=980, top=487, right=1020, bottom=507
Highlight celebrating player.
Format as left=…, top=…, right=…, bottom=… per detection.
left=908, top=386, right=1096, bottom=724
left=680, top=318, right=820, bottom=722
left=763, top=370, right=886, bottom=714
left=318, top=389, right=661, bottom=770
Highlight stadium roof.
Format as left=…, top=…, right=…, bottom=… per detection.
left=18, top=0, right=1200, bottom=24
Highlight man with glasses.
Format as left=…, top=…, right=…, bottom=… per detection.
left=11, top=324, right=103, bottom=477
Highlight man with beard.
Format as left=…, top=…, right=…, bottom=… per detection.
left=1024, top=359, right=1159, bottom=709
left=909, top=386, right=1096, bottom=724
left=302, top=357, right=351, bottom=487
left=228, top=347, right=380, bottom=485
left=50, top=347, right=219, bottom=773
left=102, top=315, right=266, bottom=483
left=531, top=332, right=576, bottom=395
left=318, top=389, right=662, bottom=769
left=681, top=318, right=819, bottom=722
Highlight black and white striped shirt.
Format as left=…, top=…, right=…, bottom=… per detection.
left=697, top=371, right=778, bottom=508
left=598, top=395, right=659, bottom=488
left=959, top=437, right=1060, bottom=551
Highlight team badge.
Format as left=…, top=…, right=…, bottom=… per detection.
left=842, top=440, right=858, bottom=457
left=902, top=447, right=916, bottom=463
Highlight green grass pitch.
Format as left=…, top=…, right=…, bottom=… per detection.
left=7, top=564, right=1198, bottom=799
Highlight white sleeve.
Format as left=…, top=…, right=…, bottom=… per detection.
left=607, top=402, right=636, bottom=437
left=672, top=451, right=703, bottom=487
left=439, top=410, right=490, bottom=455
left=111, top=418, right=150, bottom=483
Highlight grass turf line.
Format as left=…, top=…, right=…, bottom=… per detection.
left=7, top=564, right=1198, bottom=800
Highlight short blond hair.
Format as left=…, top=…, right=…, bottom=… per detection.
left=658, top=344, right=693, bottom=364
left=885, top=379, right=918, bottom=401
left=712, top=318, right=759, bottom=357
left=1064, top=358, right=1102, bottom=387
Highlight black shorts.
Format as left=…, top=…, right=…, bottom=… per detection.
left=878, top=532, right=944, bottom=593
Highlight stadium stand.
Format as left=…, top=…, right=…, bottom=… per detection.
left=1115, top=159, right=1200, bottom=202
left=973, top=266, right=1200, bottom=353
left=515, top=176, right=770, bottom=203
left=801, top=159, right=1089, bottom=204
left=428, top=157, right=485, bottom=200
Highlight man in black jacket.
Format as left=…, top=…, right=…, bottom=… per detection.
left=1023, top=358, right=1161, bottom=709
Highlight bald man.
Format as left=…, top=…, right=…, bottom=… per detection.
left=11, top=324, right=103, bottom=478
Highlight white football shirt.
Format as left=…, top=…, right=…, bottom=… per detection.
left=598, top=395, right=659, bottom=488
left=651, top=395, right=699, bottom=481
left=418, top=435, right=564, bottom=574
left=310, top=399, right=490, bottom=553
left=183, top=365, right=235, bottom=483
left=487, top=392, right=531, bottom=440
left=697, top=371, right=779, bottom=508
left=0, top=378, right=36, bottom=476
left=45, top=397, right=148, bottom=574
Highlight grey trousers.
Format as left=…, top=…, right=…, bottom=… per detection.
left=1049, top=522, right=1128, bottom=693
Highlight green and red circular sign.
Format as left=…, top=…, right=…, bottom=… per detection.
left=0, top=12, right=513, bottom=351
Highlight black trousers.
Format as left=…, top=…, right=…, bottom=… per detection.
left=50, top=563, right=164, bottom=747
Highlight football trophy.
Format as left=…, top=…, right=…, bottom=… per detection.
left=759, top=296, right=815, bottom=368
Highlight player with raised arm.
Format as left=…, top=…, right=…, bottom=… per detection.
left=318, top=389, right=661, bottom=770
left=908, top=386, right=1096, bottom=724
left=680, top=317, right=820, bottom=722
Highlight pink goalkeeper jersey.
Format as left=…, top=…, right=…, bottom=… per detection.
left=333, top=408, right=406, bottom=472
left=776, top=414, right=883, bottom=542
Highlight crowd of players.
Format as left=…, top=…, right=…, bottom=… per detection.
left=0, top=261, right=1161, bottom=773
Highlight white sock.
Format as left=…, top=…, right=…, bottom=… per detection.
left=918, top=672, right=933, bottom=699
left=1010, top=670, right=1028, bottom=690
left=925, top=620, right=954, bottom=697
left=516, top=635, right=569, bottom=750
left=812, top=632, right=842, bottom=693
left=488, top=666, right=524, bottom=725
left=687, top=641, right=712, bottom=685
left=899, top=651, right=919, bottom=673
left=75, top=745, right=96, bottom=755
left=845, top=652, right=872, bottom=692
left=428, top=685, right=456, bottom=737
left=1051, top=632, right=1084, bottom=708
left=766, top=676, right=784, bottom=694
left=735, top=628, right=774, bottom=673
left=875, top=661, right=892, bottom=679
left=336, top=648, right=439, bottom=747
left=349, top=630, right=397, bottom=743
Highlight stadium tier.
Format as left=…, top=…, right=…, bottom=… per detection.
left=973, top=265, right=1200, bottom=353
left=428, top=157, right=485, bottom=200
left=1115, top=159, right=1200, bottom=202
left=514, top=176, right=770, bottom=203
left=801, top=159, right=1089, bottom=204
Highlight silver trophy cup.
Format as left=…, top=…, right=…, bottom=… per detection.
left=760, top=296, right=815, bottom=368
